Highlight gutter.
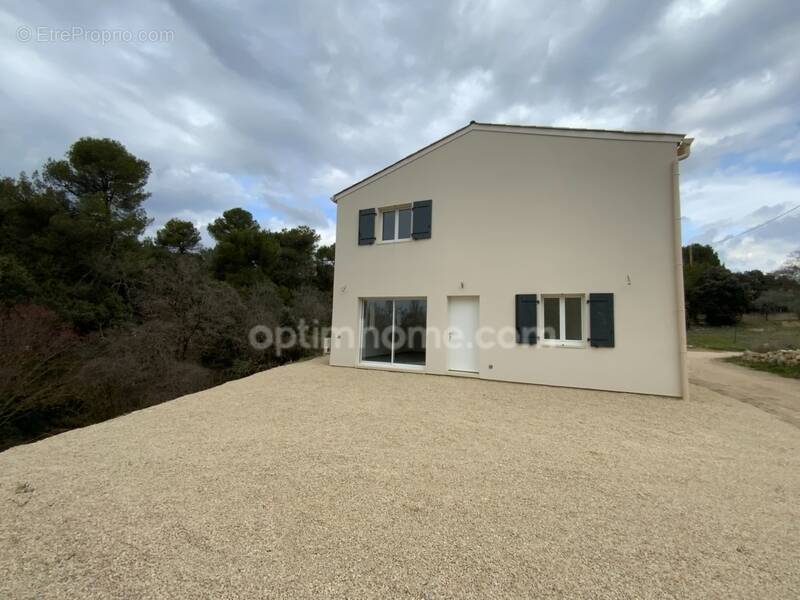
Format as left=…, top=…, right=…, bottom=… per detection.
left=673, top=137, right=693, bottom=399
left=677, top=138, right=693, bottom=161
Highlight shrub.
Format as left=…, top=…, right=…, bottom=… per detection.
left=0, top=305, right=81, bottom=448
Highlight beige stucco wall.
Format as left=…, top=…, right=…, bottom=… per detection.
left=330, top=128, right=684, bottom=396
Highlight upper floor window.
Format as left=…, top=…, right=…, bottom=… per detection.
left=381, top=206, right=412, bottom=242
left=358, top=200, right=431, bottom=246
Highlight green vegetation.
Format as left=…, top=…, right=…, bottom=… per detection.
left=687, top=314, right=800, bottom=351
left=0, top=138, right=333, bottom=450
left=683, top=244, right=799, bottom=327
left=683, top=243, right=800, bottom=355
left=725, top=355, right=800, bottom=379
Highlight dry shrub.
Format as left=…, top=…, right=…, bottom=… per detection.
left=0, top=305, right=81, bottom=448
left=75, top=322, right=217, bottom=422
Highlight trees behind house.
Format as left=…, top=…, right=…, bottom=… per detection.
left=774, top=251, right=800, bottom=284
left=683, top=243, right=800, bottom=326
left=207, top=208, right=280, bottom=288
left=0, top=138, right=333, bottom=450
left=687, top=265, right=750, bottom=326
left=753, top=251, right=800, bottom=319
left=752, top=289, right=799, bottom=320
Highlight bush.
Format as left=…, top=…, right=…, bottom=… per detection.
left=75, top=324, right=217, bottom=421
left=0, top=305, right=81, bottom=448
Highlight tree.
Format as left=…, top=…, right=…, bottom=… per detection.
left=682, top=243, right=721, bottom=269
left=0, top=255, right=36, bottom=310
left=156, top=219, right=202, bottom=254
left=13, top=138, right=158, bottom=330
left=0, top=170, right=141, bottom=330
left=43, top=137, right=151, bottom=214
left=138, top=255, right=242, bottom=361
left=205, top=280, right=284, bottom=375
left=752, top=289, right=794, bottom=320
left=0, top=173, right=71, bottom=273
left=207, top=208, right=279, bottom=288
left=207, top=208, right=259, bottom=239
left=315, top=243, right=335, bottom=293
left=735, top=269, right=769, bottom=311
left=44, top=138, right=151, bottom=258
left=0, top=138, right=335, bottom=450
left=786, top=293, right=800, bottom=319
left=267, top=226, right=320, bottom=292
left=773, top=250, right=800, bottom=284
left=688, top=266, right=750, bottom=326
left=683, top=244, right=724, bottom=323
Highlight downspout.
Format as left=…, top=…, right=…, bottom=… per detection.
left=673, top=138, right=693, bottom=399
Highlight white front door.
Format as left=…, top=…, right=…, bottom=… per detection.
left=448, top=296, right=479, bottom=373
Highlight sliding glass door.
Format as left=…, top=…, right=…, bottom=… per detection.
left=361, top=298, right=427, bottom=366
left=361, top=300, right=393, bottom=363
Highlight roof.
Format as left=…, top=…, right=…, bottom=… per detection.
left=331, top=121, right=688, bottom=202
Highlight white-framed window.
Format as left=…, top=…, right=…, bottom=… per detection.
left=541, top=294, right=585, bottom=347
left=380, top=205, right=412, bottom=242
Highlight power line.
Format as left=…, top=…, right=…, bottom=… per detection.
left=714, top=203, right=800, bottom=245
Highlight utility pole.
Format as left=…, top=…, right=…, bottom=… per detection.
left=689, top=244, right=693, bottom=266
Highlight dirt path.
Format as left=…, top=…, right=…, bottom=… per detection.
left=689, top=350, right=800, bottom=428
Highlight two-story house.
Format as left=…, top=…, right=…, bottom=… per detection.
left=329, top=122, right=692, bottom=397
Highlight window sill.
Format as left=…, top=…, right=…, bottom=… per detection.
left=377, top=238, right=412, bottom=245
left=540, top=340, right=586, bottom=349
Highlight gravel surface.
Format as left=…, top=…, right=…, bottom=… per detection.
left=689, top=350, right=800, bottom=428
left=1, top=356, right=799, bottom=599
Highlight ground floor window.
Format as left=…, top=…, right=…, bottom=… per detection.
left=542, top=294, right=584, bottom=345
left=361, top=298, right=426, bottom=366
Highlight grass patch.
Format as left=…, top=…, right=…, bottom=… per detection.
left=725, top=356, right=800, bottom=379
left=687, top=313, right=800, bottom=351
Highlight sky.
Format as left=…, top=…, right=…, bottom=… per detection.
left=1, top=0, right=798, bottom=271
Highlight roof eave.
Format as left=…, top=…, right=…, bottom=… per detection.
left=330, top=122, right=474, bottom=203
left=331, top=121, right=688, bottom=203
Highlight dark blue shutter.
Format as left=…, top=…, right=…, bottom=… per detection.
left=412, top=200, right=432, bottom=239
left=515, top=294, right=538, bottom=344
left=589, top=293, right=614, bottom=347
left=358, top=208, right=376, bottom=245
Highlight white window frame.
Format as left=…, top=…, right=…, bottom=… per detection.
left=540, top=294, right=586, bottom=348
left=378, top=205, right=413, bottom=243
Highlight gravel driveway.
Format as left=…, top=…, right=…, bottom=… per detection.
left=689, top=350, right=800, bottom=428
left=1, top=356, right=799, bottom=598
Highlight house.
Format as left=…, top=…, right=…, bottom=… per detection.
left=329, top=122, right=693, bottom=397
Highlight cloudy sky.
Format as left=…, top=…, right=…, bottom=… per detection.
left=1, top=0, right=798, bottom=271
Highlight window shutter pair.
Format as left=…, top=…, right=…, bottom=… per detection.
left=514, top=292, right=615, bottom=347
left=357, top=200, right=432, bottom=244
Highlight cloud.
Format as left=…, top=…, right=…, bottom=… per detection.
left=0, top=0, right=798, bottom=267
left=714, top=232, right=799, bottom=272
left=682, top=170, right=800, bottom=270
